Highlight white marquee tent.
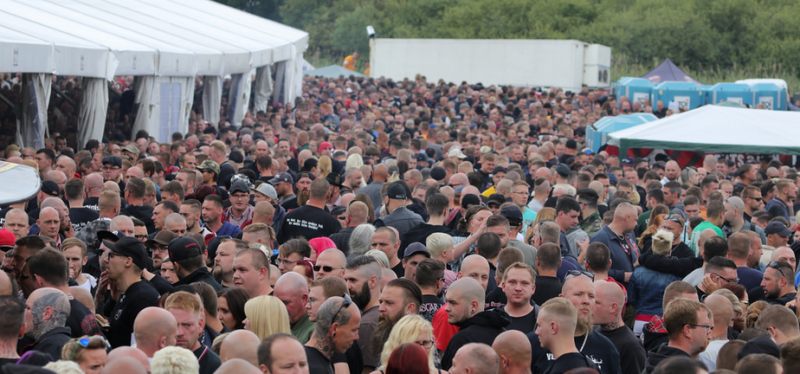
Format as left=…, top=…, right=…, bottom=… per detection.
left=0, top=0, right=308, bottom=147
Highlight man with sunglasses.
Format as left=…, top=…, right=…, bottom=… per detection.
left=304, top=296, right=362, bottom=374
left=760, top=260, right=796, bottom=306
left=696, top=256, right=738, bottom=300
left=741, top=186, right=764, bottom=223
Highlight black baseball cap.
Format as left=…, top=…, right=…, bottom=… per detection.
left=403, top=242, right=430, bottom=259
left=487, top=194, right=505, bottom=207
left=168, top=237, right=203, bottom=262
left=499, top=205, right=523, bottom=226
left=229, top=180, right=250, bottom=195
left=461, top=194, right=481, bottom=209
left=326, top=173, right=344, bottom=188
left=40, top=180, right=59, bottom=196
left=385, top=183, right=407, bottom=200
left=103, top=236, right=149, bottom=270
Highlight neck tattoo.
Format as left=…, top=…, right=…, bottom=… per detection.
left=601, top=319, right=621, bottom=331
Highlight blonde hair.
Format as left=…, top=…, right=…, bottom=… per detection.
left=151, top=346, right=199, bottom=374
left=44, top=360, right=84, bottom=374
left=61, top=335, right=106, bottom=362
left=244, top=295, right=291, bottom=340
left=376, top=315, right=437, bottom=374
left=426, top=233, right=453, bottom=259
left=365, top=249, right=390, bottom=268
left=318, top=156, right=332, bottom=178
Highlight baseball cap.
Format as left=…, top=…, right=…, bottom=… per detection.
left=583, top=148, right=595, bottom=155
left=229, top=180, right=250, bottom=195
left=499, top=205, right=523, bottom=226
left=555, top=163, right=570, bottom=177
left=738, top=336, right=780, bottom=360
left=461, top=194, right=481, bottom=209
left=297, top=171, right=316, bottom=182
left=319, top=142, right=333, bottom=153
left=447, top=147, right=467, bottom=160
left=97, top=230, right=122, bottom=243
left=146, top=230, right=178, bottom=249
left=766, top=222, right=792, bottom=237
left=168, top=237, right=203, bottom=262
left=40, top=180, right=59, bottom=197
left=253, top=183, right=278, bottom=200
left=487, top=194, right=505, bottom=207
left=621, top=157, right=635, bottom=166
left=0, top=229, right=15, bottom=250
left=479, top=146, right=492, bottom=154
left=103, top=236, right=149, bottom=270
left=492, top=166, right=507, bottom=175
left=403, top=242, right=430, bottom=259
left=430, top=166, right=446, bottom=181
left=269, top=172, right=294, bottom=185
left=102, top=155, right=122, bottom=168
left=326, top=173, right=344, bottom=187
left=198, top=160, right=220, bottom=175
left=123, top=144, right=140, bottom=156
left=384, top=183, right=407, bottom=200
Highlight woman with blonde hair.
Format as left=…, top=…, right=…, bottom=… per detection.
left=525, top=207, right=556, bottom=245
left=318, top=156, right=332, bottom=178
left=243, top=295, right=291, bottom=340
left=61, top=335, right=107, bottom=374
left=371, top=315, right=444, bottom=374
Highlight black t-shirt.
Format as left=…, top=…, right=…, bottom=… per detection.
left=104, top=279, right=160, bottom=348
left=598, top=326, right=646, bottom=374
left=70, top=207, right=99, bottom=234
left=0, top=358, right=18, bottom=367
left=305, top=346, right=334, bottom=374
left=485, top=286, right=506, bottom=309
left=277, top=205, right=341, bottom=245
left=391, top=262, right=405, bottom=279
left=504, top=306, right=536, bottom=334
left=533, top=276, right=562, bottom=306
left=66, top=299, right=103, bottom=338
left=83, top=197, right=100, bottom=212
left=420, top=294, right=444, bottom=322
left=545, top=352, right=595, bottom=374
left=282, top=197, right=299, bottom=211
left=332, top=344, right=363, bottom=374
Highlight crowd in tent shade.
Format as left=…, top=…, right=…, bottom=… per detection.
left=0, top=72, right=798, bottom=374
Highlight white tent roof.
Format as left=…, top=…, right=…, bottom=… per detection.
left=607, top=105, right=800, bottom=155
left=0, top=0, right=309, bottom=77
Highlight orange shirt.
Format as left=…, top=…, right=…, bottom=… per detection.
left=343, top=55, right=356, bottom=71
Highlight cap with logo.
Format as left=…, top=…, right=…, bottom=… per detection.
left=198, top=160, right=220, bottom=175
left=103, top=236, right=149, bottom=270
left=403, top=242, right=431, bottom=259
left=253, top=183, right=278, bottom=200
left=229, top=180, right=250, bottom=195
left=384, top=183, right=407, bottom=200
left=269, top=172, right=294, bottom=186
left=168, top=237, right=203, bottom=262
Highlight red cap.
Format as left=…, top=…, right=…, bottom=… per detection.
left=0, top=229, right=15, bottom=248
left=318, top=142, right=333, bottom=153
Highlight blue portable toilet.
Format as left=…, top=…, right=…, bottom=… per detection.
left=749, top=83, right=785, bottom=110
left=652, top=82, right=703, bottom=111
left=612, top=77, right=653, bottom=108
left=706, top=83, right=753, bottom=106
left=586, top=113, right=658, bottom=153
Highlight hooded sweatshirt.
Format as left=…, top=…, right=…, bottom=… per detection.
left=441, top=308, right=510, bottom=370
left=644, top=344, right=691, bottom=373
left=641, top=316, right=669, bottom=353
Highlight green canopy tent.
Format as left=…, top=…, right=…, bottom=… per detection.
left=304, top=65, right=366, bottom=78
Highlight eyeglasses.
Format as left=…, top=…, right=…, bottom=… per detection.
left=135, top=234, right=147, bottom=240
left=102, top=166, right=120, bottom=171
left=689, top=324, right=713, bottom=331
left=332, top=293, right=353, bottom=324
left=711, top=272, right=739, bottom=284
left=231, top=194, right=249, bottom=200
left=314, top=265, right=345, bottom=273
left=153, top=245, right=168, bottom=252
left=769, top=261, right=787, bottom=278
left=566, top=270, right=594, bottom=280
left=415, top=340, right=434, bottom=349
left=276, top=258, right=298, bottom=267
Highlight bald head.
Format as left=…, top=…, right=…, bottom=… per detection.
left=275, top=271, right=309, bottom=293
left=447, top=277, right=485, bottom=311
left=461, top=255, right=490, bottom=277
left=214, top=358, right=261, bottom=374
left=220, top=330, right=261, bottom=366
left=613, top=203, right=636, bottom=219
left=85, top=172, right=104, bottom=189
left=449, top=173, right=468, bottom=186
left=134, top=307, right=178, bottom=357
left=126, top=166, right=144, bottom=179
left=102, top=356, right=147, bottom=374
left=462, top=186, right=480, bottom=197
left=705, top=294, right=733, bottom=327
left=107, top=347, right=149, bottom=373
left=103, top=181, right=120, bottom=194
left=492, top=330, right=531, bottom=374
left=69, top=286, right=94, bottom=312
left=373, top=164, right=389, bottom=181
left=28, top=287, right=70, bottom=327
left=595, top=280, right=625, bottom=306
left=453, top=343, right=499, bottom=374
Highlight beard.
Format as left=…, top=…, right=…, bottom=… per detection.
left=371, top=312, right=401, bottom=357
left=576, top=312, right=593, bottom=335
left=350, top=281, right=372, bottom=311
left=765, top=286, right=781, bottom=299
left=298, top=189, right=310, bottom=206
left=212, top=265, right=223, bottom=279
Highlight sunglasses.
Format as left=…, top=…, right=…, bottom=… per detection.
left=313, top=265, right=344, bottom=273
left=769, top=261, right=787, bottom=278
left=68, top=336, right=103, bottom=360
left=332, top=293, right=353, bottom=323
left=566, top=270, right=594, bottom=280
left=711, top=272, right=739, bottom=284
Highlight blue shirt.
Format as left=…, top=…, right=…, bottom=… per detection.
left=216, top=221, right=242, bottom=237
left=590, top=226, right=639, bottom=285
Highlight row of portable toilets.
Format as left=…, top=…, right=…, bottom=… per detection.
left=611, top=78, right=787, bottom=111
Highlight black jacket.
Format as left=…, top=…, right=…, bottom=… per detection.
left=641, top=327, right=669, bottom=354
left=174, top=267, right=223, bottom=292
left=644, top=344, right=690, bottom=373
left=120, top=204, right=156, bottom=233
left=27, top=327, right=72, bottom=361
left=330, top=227, right=355, bottom=256
left=402, top=223, right=452, bottom=254
left=441, top=309, right=509, bottom=370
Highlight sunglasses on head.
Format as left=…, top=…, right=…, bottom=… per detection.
left=332, top=293, right=353, bottom=322
left=566, top=270, right=594, bottom=280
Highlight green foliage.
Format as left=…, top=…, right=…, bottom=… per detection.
left=217, top=0, right=800, bottom=85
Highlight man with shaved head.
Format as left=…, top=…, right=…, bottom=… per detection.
left=133, top=307, right=178, bottom=358
left=590, top=202, right=639, bottom=285
left=55, top=155, right=76, bottom=181
left=83, top=173, right=104, bottom=211
left=23, top=287, right=72, bottom=359
left=217, top=358, right=263, bottom=374
left=441, top=277, right=508, bottom=370
left=450, top=343, right=500, bottom=374
left=359, top=163, right=388, bottom=209
left=3, top=208, right=30, bottom=240
left=219, top=330, right=261, bottom=366
left=433, top=254, right=492, bottom=353
left=594, top=280, right=645, bottom=374
left=314, top=248, right=347, bottom=280
left=698, top=294, right=733, bottom=371
left=37, top=206, right=61, bottom=243
left=492, top=330, right=532, bottom=374
left=106, top=347, right=150, bottom=374
left=274, top=272, right=315, bottom=343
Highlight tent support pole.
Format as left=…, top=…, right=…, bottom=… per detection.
left=50, top=84, right=76, bottom=107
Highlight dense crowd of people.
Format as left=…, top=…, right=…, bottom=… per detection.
left=0, top=72, right=797, bottom=374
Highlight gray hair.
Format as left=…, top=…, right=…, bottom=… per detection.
left=349, top=223, right=376, bottom=255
